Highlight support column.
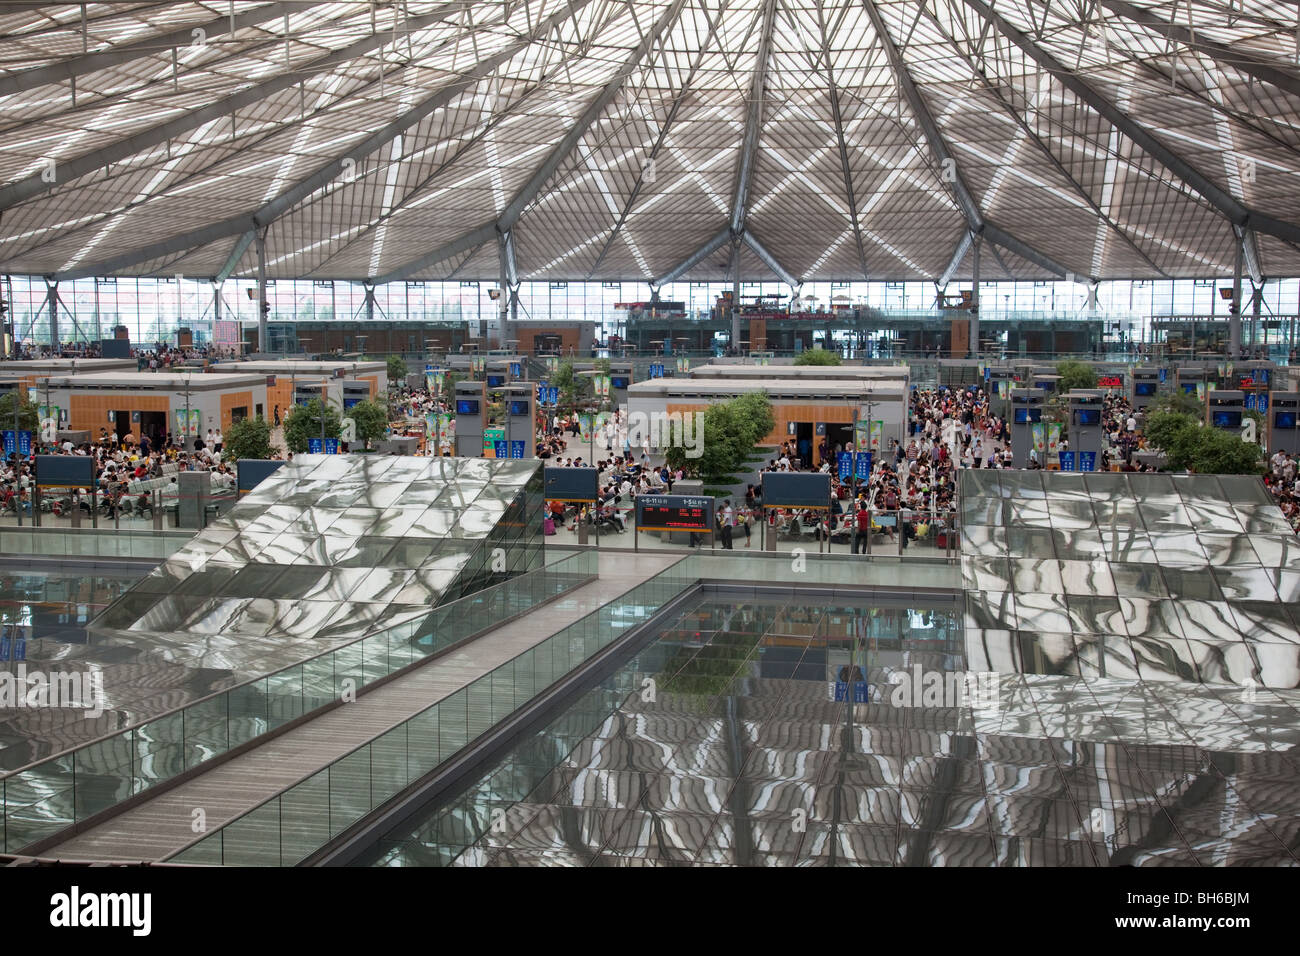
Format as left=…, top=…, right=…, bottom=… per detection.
left=212, top=280, right=222, bottom=323
left=1250, top=281, right=1263, bottom=356
left=256, top=230, right=269, bottom=356
left=730, top=238, right=742, bottom=351
left=969, top=234, right=980, bottom=359
left=1229, top=239, right=1243, bottom=359
left=45, top=278, right=58, bottom=351
left=364, top=281, right=375, bottom=323
left=93, top=278, right=102, bottom=345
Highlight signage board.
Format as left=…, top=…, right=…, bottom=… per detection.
left=636, top=494, right=714, bottom=531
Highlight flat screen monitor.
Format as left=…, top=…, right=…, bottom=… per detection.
left=1181, top=382, right=1197, bottom=394
left=1014, top=407, right=1041, bottom=424
left=486, top=374, right=505, bottom=388
left=455, top=399, right=480, bottom=415
left=343, top=397, right=361, bottom=409
left=611, top=376, right=630, bottom=390
left=1033, top=381, right=1055, bottom=391
left=1074, top=408, right=1101, bottom=426
left=1275, top=411, right=1297, bottom=429
left=508, top=400, right=530, bottom=416
left=1134, top=381, right=1157, bottom=397
left=1211, top=410, right=1241, bottom=429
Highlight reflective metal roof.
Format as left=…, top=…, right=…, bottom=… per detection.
left=0, top=452, right=541, bottom=772
left=2, top=1, right=1299, bottom=283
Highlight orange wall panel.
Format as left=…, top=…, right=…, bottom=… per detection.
left=219, top=391, right=254, bottom=432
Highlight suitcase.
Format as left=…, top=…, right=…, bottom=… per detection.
left=543, top=517, right=556, bottom=536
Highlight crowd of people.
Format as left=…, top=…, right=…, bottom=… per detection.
left=2, top=430, right=238, bottom=520
left=1266, top=449, right=1300, bottom=533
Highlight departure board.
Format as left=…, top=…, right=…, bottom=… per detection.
left=636, top=494, right=714, bottom=531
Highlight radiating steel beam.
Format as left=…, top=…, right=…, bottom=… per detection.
left=963, top=0, right=1300, bottom=246
left=0, top=1, right=309, bottom=99
left=728, top=0, right=778, bottom=235
left=587, top=0, right=736, bottom=278
left=742, top=230, right=798, bottom=287
left=497, top=228, right=518, bottom=287
left=938, top=230, right=974, bottom=287
left=216, top=230, right=255, bottom=282
left=983, top=223, right=1072, bottom=278
left=653, top=225, right=731, bottom=286
left=496, top=0, right=687, bottom=232
left=0, top=0, right=479, bottom=212
left=1236, top=225, right=1263, bottom=284
left=861, top=0, right=982, bottom=230
left=1096, top=0, right=1300, bottom=100
left=374, top=222, right=499, bottom=285
left=52, top=0, right=597, bottom=281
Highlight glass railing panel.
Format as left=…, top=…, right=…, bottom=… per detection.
left=220, top=799, right=282, bottom=866
left=437, top=690, right=469, bottom=763
left=266, top=665, right=304, bottom=731
left=280, top=771, right=330, bottom=866
left=406, top=706, right=439, bottom=783
left=370, top=724, right=409, bottom=808
left=4, top=755, right=74, bottom=852
left=134, top=711, right=185, bottom=793
left=301, top=654, right=335, bottom=713
left=226, top=678, right=269, bottom=750
left=182, top=695, right=228, bottom=770
left=168, top=831, right=223, bottom=865
left=327, top=747, right=373, bottom=838
left=71, top=731, right=134, bottom=822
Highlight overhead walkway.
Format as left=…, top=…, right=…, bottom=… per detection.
left=38, top=551, right=684, bottom=863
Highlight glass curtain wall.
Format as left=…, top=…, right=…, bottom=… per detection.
left=5, top=275, right=1299, bottom=349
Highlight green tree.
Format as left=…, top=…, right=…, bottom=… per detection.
left=345, top=398, right=389, bottom=450
left=283, top=398, right=341, bottom=453
left=0, top=392, right=39, bottom=433
left=794, top=348, right=842, bottom=366
left=1152, top=390, right=1202, bottom=416
left=222, top=415, right=274, bottom=462
left=441, top=370, right=461, bottom=406
left=1055, top=360, right=1098, bottom=392
left=1144, top=410, right=1262, bottom=474
left=552, top=359, right=589, bottom=411
left=665, top=392, right=774, bottom=486
left=387, top=355, right=409, bottom=384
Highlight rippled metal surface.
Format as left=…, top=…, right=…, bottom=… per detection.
left=0, top=455, right=543, bottom=772
left=961, top=471, right=1300, bottom=690
left=373, top=592, right=1299, bottom=867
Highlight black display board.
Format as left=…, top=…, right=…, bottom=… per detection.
left=237, top=458, right=287, bottom=495
left=761, top=472, right=831, bottom=510
left=635, top=494, right=714, bottom=531
left=543, top=466, right=599, bottom=502
left=34, top=455, right=94, bottom=489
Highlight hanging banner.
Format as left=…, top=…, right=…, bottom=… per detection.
left=996, top=380, right=1009, bottom=400
left=546, top=356, right=559, bottom=375
left=676, top=357, right=690, bottom=374
left=1196, top=382, right=1207, bottom=401
left=1031, top=423, right=1047, bottom=455
left=868, top=420, right=883, bottom=452
left=578, top=413, right=593, bottom=444
left=173, top=409, right=200, bottom=437
left=482, top=426, right=504, bottom=456
left=1047, top=422, right=1062, bottom=458
left=854, top=420, right=869, bottom=450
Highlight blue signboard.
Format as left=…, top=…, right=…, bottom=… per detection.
left=1158, top=367, right=1168, bottom=384
left=1245, top=394, right=1255, bottom=412
left=2, top=430, right=32, bottom=456
left=1258, top=393, right=1269, bottom=414
left=510, top=440, right=526, bottom=459
left=308, top=438, right=322, bottom=453
left=834, top=681, right=869, bottom=703
left=649, top=363, right=665, bottom=379
left=837, top=451, right=852, bottom=480
left=855, top=451, right=873, bottom=480
left=1058, top=451, right=1075, bottom=472
left=1078, top=451, right=1097, bottom=473
left=494, top=440, right=507, bottom=458
left=509, top=362, right=521, bottom=378
left=324, top=438, right=339, bottom=455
